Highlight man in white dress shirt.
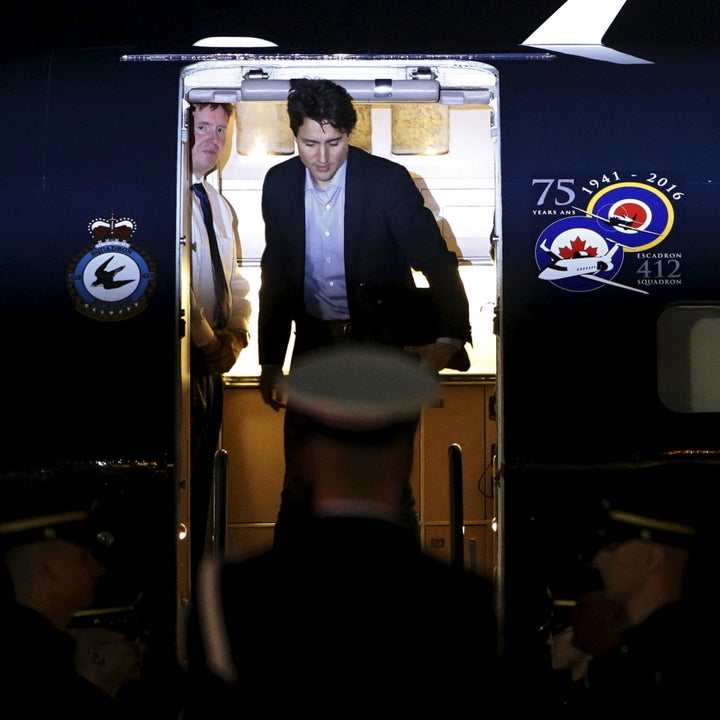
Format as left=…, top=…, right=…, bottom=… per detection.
left=189, top=102, right=251, bottom=576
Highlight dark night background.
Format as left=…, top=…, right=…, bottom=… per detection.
left=4, top=0, right=720, bottom=54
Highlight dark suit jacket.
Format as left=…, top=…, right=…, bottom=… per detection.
left=0, top=603, right=118, bottom=719
left=585, top=599, right=707, bottom=714
left=258, top=145, right=472, bottom=366
left=186, top=516, right=499, bottom=715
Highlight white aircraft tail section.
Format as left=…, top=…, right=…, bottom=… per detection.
left=522, top=0, right=652, bottom=65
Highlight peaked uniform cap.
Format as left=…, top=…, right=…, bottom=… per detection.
left=70, top=604, right=147, bottom=640
left=592, top=460, right=711, bottom=551
left=283, top=345, right=441, bottom=431
left=540, top=565, right=602, bottom=634
left=0, top=495, right=113, bottom=556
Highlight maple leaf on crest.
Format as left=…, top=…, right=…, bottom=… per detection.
left=558, top=236, right=599, bottom=259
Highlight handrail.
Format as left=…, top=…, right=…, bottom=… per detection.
left=211, top=449, right=229, bottom=556
left=449, top=443, right=464, bottom=569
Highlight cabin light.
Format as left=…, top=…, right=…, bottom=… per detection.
left=352, top=105, right=372, bottom=153
left=235, top=102, right=294, bottom=156
left=391, top=104, right=449, bottom=156
left=193, top=36, right=278, bottom=48
left=178, top=523, right=188, bottom=541
left=240, top=79, right=441, bottom=103
left=234, top=101, right=373, bottom=155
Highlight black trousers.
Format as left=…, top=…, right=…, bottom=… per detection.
left=190, top=353, right=224, bottom=579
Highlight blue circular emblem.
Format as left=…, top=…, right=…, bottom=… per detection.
left=67, top=216, right=156, bottom=321
left=535, top=216, right=623, bottom=293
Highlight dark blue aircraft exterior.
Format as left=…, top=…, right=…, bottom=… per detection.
left=3, top=49, right=179, bottom=465
left=1, top=49, right=182, bottom=689
left=497, top=44, right=720, bottom=687
left=2, top=0, right=720, bottom=700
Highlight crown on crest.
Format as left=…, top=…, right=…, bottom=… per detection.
left=88, top=215, right=136, bottom=246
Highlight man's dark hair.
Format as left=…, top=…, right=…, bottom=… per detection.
left=287, top=79, right=358, bottom=136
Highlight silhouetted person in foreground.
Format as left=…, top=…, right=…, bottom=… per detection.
left=187, top=345, right=499, bottom=715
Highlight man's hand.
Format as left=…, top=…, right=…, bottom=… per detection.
left=259, top=365, right=286, bottom=411
left=403, top=341, right=460, bottom=373
left=203, top=329, right=247, bottom=374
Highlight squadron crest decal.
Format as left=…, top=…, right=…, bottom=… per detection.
left=67, top=216, right=156, bottom=321
left=532, top=172, right=680, bottom=295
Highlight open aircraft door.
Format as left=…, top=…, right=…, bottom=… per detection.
left=170, top=51, right=502, bottom=641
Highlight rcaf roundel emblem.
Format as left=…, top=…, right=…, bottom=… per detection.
left=67, top=215, right=156, bottom=321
